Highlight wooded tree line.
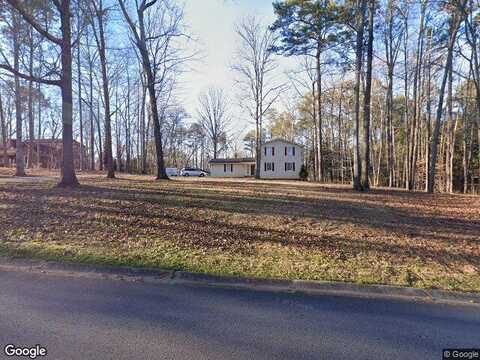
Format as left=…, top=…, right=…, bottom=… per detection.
left=0, top=0, right=206, bottom=184
left=0, top=0, right=479, bottom=194
left=267, top=0, right=480, bottom=193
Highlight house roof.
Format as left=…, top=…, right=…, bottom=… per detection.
left=25, top=139, right=83, bottom=146
left=263, top=138, right=304, bottom=148
left=208, top=157, right=255, bottom=164
left=0, top=148, right=16, bottom=156
left=5, top=138, right=83, bottom=147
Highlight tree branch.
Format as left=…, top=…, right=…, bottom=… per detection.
left=118, top=0, right=142, bottom=47
left=0, top=64, right=61, bottom=86
left=6, top=0, right=62, bottom=45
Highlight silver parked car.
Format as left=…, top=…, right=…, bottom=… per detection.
left=180, top=167, right=208, bottom=177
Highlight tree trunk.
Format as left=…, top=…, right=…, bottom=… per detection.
left=58, top=0, right=78, bottom=187
left=445, top=67, right=454, bottom=193
left=255, top=98, right=261, bottom=179
left=13, top=12, right=25, bottom=177
left=115, top=85, right=122, bottom=171
left=427, top=16, right=460, bottom=193
left=385, top=0, right=396, bottom=187
left=89, top=57, right=95, bottom=170
left=125, top=70, right=131, bottom=173
left=361, top=0, right=374, bottom=190
left=475, top=98, right=480, bottom=195
left=316, top=48, right=323, bottom=182
left=312, top=81, right=318, bottom=181
left=353, top=0, right=367, bottom=191
left=76, top=7, right=84, bottom=171
left=337, top=84, right=344, bottom=184
left=213, top=141, right=218, bottom=160
left=93, top=0, right=114, bottom=179
left=463, top=113, right=472, bottom=193
left=140, top=81, right=147, bottom=174
left=408, top=1, right=426, bottom=190
left=0, top=93, right=7, bottom=167
left=96, top=99, right=103, bottom=171
left=136, top=78, right=141, bottom=173
left=27, top=28, right=35, bottom=168
left=387, top=65, right=395, bottom=187
left=132, top=6, right=167, bottom=179
left=37, top=83, right=41, bottom=167
left=146, top=79, right=167, bottom=179
left=403, top=8, right=410, bottom=189
left=450, top=116, right=459, bottom=192
left=424, top=29, right=432, bottom=191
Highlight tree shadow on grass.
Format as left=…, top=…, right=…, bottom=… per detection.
left=0, top=183, right=479, bottom=270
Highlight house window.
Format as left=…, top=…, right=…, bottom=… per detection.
left=224, top=164, right=226, bottom=172
left=265, top=162, right=274, bottom=171
left=286, top=147, right=296, bottom=156
left=230, top=164, right=233, bottom=172
left=264, top=146, right=275, bottom=156
left=285, top=162, right=295, bottom=171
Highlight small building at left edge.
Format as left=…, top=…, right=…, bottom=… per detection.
left=0, top=139, right=87, bottom=169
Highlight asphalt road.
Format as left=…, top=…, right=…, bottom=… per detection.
left=0, top=270, right=478, bottom=360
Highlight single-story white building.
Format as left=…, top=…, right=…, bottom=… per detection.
left=209, top=157, right=256, bottom=177
left=208, top=138, right=304, bottom=179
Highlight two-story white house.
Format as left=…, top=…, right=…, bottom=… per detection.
left=260, top=139, right=304, bottom=179
left=208, top=138, right=304, bottom=179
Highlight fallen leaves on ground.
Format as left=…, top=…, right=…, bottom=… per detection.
left=0, top=168, right=479, bottom=292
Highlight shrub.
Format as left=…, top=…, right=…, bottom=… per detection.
left=299, top=164, right=308, bottom=181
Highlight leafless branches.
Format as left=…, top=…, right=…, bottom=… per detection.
left=232, top=16, right=287, bottom=178
left=196, top=87, right=230, bottom=159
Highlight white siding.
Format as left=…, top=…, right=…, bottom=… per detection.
left=260, top=140, right=304, bottom=179
left=209, top=163, right=253, bottom=177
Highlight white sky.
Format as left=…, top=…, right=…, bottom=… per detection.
left=178, top=0, right=296, bottom=143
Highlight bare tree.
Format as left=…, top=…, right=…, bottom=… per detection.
left=12, top=9, right=25, bottom=176
left=87, top=0, right=114, bottom=178
left=287, top=56, right=319, bottom=180
left=0, top=88, right=7, bottom=166
left=232, top=16, right=285, bottom=179
left=381, top=0, right=403, bottom=187
left=82, top=26, right=99, bottom=171
left=118, top=0, right=189, bottom=180
left=196, top=87, right=230, bottom=159
left=361, top=0, right=375, bottom=190
left=427, top=1, right=465, bottom=193
left=75, top=2, right=84, bottom=171
left=0, top=7, right=26, bottom=175
left=352, top=0, right=367, bottom=191
left=0, top=0, right=79, bottom=186
left=26, top=26, right=35, bottom=168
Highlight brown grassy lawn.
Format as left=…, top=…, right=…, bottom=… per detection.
left=0, top=168, right=479, bottom=292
